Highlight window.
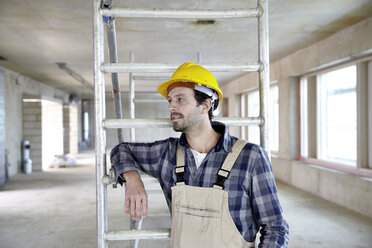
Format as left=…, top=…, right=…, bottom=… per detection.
left=241, top=84, right=279, bottom=152
left=317, top=65, right=357, bottom=166
left=301, top=65, right=357, bottom=167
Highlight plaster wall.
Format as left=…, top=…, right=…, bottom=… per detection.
left=221, top=18, right=372, bottom=217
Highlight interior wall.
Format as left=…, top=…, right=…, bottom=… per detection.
left=221, top=17, right=372, bottom=217
left=3, top=67, right=69, bottom=177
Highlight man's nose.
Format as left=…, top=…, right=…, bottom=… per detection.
left=168, top=100, right=176, bottom=112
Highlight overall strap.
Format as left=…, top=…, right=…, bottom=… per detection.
left=175, top=142, right=186, bottom=185
left=213, top=139, right=247, bottom=189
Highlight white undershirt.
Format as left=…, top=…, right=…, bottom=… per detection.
left=190, top=148, right=207, bottom=169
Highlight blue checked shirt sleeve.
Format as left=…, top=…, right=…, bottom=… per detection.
left=110, top=139, right=173, bottom=184
left=249, top=146, right=290, bottom=247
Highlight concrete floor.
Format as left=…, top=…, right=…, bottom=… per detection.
left=0, top=152, right=371, bottom=248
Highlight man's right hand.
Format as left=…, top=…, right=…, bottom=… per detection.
left=122, top=171, right=148, bottom=221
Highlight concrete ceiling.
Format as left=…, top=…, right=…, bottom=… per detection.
left=0, top=0, right=371, bottom=97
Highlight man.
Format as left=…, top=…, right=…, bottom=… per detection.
left=110, top=62, right=289, bottom=247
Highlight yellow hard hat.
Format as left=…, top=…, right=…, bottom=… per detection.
left=157, top=62, right=223, bottom=102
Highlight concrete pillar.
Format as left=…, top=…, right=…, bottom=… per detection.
left=0, top=68, right=5, bottom=187
left=278, top=76, right=299, bottom=160
left=63, top=104, right=78, bottom=155
left=357, top=61, right=369, bottom=169
left=23, top=100, right=42, bottom=171
left=369, top=61, right=372, bottom=169
left=63, top=104, right=70, bottom=154
left=307, top=76, right=317, bottom=158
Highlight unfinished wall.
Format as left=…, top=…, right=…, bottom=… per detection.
left=3, top=67, right=69, bottom=177
left=221, top=17, right=372, bottom=217
left=23, top=101, right=42, bottom=171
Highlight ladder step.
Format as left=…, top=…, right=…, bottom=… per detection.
left=100, top=8, right=260, bottom=19
left=101, top=62, right=261, bottom=73
left=103, top=117, right=262, bottom=129
left=147, top=212, right=170, bottom=217
left=105, top=229, right=171, bottom=241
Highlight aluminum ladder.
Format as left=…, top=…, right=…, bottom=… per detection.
left=93, top=0, right=270, bottom=247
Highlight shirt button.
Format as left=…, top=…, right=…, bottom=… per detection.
left=193, top=179, right=198, bottom=184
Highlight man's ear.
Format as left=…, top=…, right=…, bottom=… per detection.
left=201, top=98, right=212, bottom=114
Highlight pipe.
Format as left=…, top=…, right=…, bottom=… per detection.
left=100, top=8, right=260, bottom=19
left=101, top=62, right=262, bottom=73
left=93, top=0, right=108, bottom=247
left=129, top=52, right=136, bottom=142
left=103, top=117, right=262, bottom=129
left=258, top=0, right=270, bottom=156
left=56, top=63, right=94, bottom=91
left=105, top=16, right=125, bottom=143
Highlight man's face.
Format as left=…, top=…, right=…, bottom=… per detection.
left=167, top=87, right=203, bottom=133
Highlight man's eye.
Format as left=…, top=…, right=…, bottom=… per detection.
left=178, top=98, right=183, bottom=102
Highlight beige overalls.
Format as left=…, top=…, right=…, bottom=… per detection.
left=170, top=139, right=254, bottom=248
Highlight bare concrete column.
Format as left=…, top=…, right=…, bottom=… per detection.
left=278, top=76, right=299, bottom=160
left=357, top=61, right=369, bottom=169
left=63, top=104, right=78, bottom=155
left=307, top=76, right=317, bottom=158
left=23, top=100, right=42, bottom=171
left=0, top=68, right=5, bottom=186
left=63, top=104, right=70, bottom=154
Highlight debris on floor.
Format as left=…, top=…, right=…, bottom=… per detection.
left=49, top=154, right=77, bottom=168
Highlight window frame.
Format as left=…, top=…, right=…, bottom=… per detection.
left=240, top=82, right=279, bottom=154
left=299, top=57, right=372, bottom=178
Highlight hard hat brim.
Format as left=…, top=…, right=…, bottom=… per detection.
left=158, top=79, right=223, bottom=102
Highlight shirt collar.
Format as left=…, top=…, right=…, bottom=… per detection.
left=179, top=121, right=232, bottom=153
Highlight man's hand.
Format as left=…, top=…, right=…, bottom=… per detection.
left=122, top=171, right=148, bottom=221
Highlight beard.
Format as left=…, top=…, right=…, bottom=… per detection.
left=170, top=111, right=202, bottom=133
left=171, top=112, right=187, bottom=132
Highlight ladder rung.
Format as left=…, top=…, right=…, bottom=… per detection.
left=102, top=117, right=262, bottom=129
left=105, top=229, right=171, bottom=241
left=147, top=212, right=170, bottom=217
left=133, top=76, right=170, bottom=81
left=134, top=99, right=167, bottom=103
left=100, top=8, right=260, bottom=19
left=101, top=62, right=261, bottom=73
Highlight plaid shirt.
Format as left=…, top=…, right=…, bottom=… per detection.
left=110, top=122, right=289, bottom=247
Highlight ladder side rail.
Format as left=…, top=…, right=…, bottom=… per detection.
left=94, top=0, right=108, bottom=247
left=105, top=17, right=125, bottom=143
left=100, top=8, right=260, bottom=19
left=129, top=52, right=136, bottom=142
left=101, top=62, right=262, bottom=73
left=103, top=117, right=262, bottom=129
left=258, top=0, right=270, bottom=156
left=129, top=52, right=139, bottom=248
